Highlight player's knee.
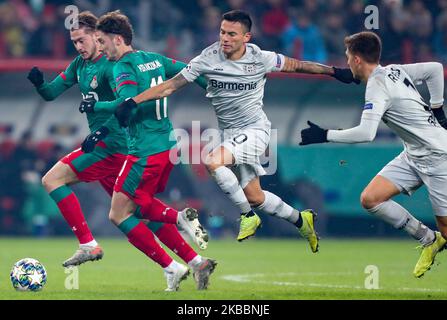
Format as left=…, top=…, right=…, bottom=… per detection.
left=205, top=155, right=223, bottom=173
left=246, top=192, right=265, bottom=207
left=41, top=173, right=57, bottom=192
left=108, top=209, right=124, bottom=225
left=360, top=191, right=382, bottom=210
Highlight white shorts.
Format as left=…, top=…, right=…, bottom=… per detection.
left=378, top=151, right=447, bottom=216
left=217, top=121, right=271, bottom=188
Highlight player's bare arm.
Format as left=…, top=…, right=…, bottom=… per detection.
left=281, top=56, right=360, bottom=84
left=133, top=73, right=190, bottom=104
left=282, top=56, right=334, bottom=75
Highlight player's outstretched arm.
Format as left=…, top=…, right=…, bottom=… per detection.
left=133, top=73, right=190, bottom=104
left=161, top=56, right=208, bottom=90
left=282, top=56, right=334, bottom=75
left=281, top=56, right=360, bottom=84
left=28, top=58, right=80, bottom=101
left=300, top=114, right=381, bottom=146
left=114, top=73, right=190, bottom=128
left=27, top=67, right=74, bottom=101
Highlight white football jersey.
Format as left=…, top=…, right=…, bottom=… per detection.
left=181, top=42, right=284, bottom=129
left=363, top=64, right=447, bottom=159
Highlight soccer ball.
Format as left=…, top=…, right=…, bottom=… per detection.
left=10, top=258, right=47, bottom=291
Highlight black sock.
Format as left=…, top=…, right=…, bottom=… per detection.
left=242, top=210, right=255, bottom=217
left=294, top=212, right=303, bottom=228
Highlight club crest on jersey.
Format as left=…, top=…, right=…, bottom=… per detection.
left=363, top=103, right=373, bottom=110
left=244, top=64, right=256, bottom=73
left=90, top=75, right=98, bottom=89
left=243, top=64, right=256, bottom=74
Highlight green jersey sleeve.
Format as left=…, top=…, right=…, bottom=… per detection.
left=159, top=55, right=208, bottom=90
left=113, top=62, right=139, bottom=99
left=93, top=64, right=125, bottom=113
left=101, top=61, right=139, bottom=129
left=36, top=57, right=79, bottom=101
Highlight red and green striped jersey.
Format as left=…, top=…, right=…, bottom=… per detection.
left=113, top=50, right=207, bottom=157
left=36, top=54, right=127, bottom=154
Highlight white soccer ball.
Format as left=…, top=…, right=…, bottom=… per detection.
left=10, top=258, right=47, bottom=291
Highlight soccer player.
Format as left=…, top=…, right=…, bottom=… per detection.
left=84, top=11, right=215, bottom=290
left=300, top=31, right=447, bottom=277
left=28, top=11, right=215, bottom=291
left=113, top=10, right=359, bottom=252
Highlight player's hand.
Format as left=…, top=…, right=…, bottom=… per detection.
left=432, top=106, right=447, bottom=129
left=115, top=98, right=137, bottom=128
left=79, top=98, right=96, bottom=113
left=331, top=67, right=361, bottom=84
left=299, top=121, right=328, bottom=145
left=81, top=126, right=109, bottom=153
left=27, top=67, right=44, bottom=87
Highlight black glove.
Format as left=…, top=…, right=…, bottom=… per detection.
left=115, top=98, right=137, bottom=128
left=432, top=106, right=447, bottom=129
left=27, top=67, right=44, bottom=87
left=81, top=126, right=110, bottom=153
left=300, top=121, right=328, bottom=145
left=331, top=67, right=361, bottom=84
left=79, top=98, right=96, bottom=113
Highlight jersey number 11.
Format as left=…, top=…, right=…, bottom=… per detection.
left=150, top=76, right=168, bottom=120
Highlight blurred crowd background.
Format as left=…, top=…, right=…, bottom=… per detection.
left=2, top=0, right=447, bottom=63
left=0, top=0, right=443, bottom=240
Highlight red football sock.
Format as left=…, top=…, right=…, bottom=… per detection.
left=120, top=216, right=173, bottom=268
left=155, top=223, right=198, bottom=264
left=49, top=186, right=93, bottom=245
left=140, top=198, right=178, bottom=224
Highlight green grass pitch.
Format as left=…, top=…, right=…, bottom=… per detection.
left=1, top=237, right=446, bottom=300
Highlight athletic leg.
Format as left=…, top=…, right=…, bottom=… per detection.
left=361, top=175, right=435, bottom=245
left=245, top=176, right=319, bottom=253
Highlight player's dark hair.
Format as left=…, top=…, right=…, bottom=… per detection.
left=344, top=31, right=382, bottom=64
left=222, top=10, right=252, bottom=32
left=96, top=10, right=133, bottom=45
left=74, top=11, right=97, bottom=32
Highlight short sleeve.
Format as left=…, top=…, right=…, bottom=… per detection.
left=260, top=50, right=285, bottom=73
left=363, top=75, right=390, bottom=119
left=158, top=54, right=187, bottom=79
left=180, top=54, right=204, bottom=83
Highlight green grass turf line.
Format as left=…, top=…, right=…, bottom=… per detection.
left=1, top=237, right=446, bottom=300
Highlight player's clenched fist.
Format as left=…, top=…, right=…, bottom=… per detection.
left=27, top=67, right=44, bottom=87
left=79, top=98, right=96, bottom=113
left=115, top=98, right=137, bottom=128
left=331, top=67, right=361, bottom=84
left=81, top=126, right=110, bottom=153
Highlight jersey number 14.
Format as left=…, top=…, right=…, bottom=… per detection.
left=150, top=76, right=168, bottom=120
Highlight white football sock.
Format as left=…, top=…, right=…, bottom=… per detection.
left=211, top=166, right=251, bottom=214
left=81, top=239, right=98, bottom=247
left=187, top=255, right=203, bottom=269
left=367, top=200, right=435, bottom=246
left=256, top=191, right=300, bottom=224
left=164, top=260, right=183, bottom=272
